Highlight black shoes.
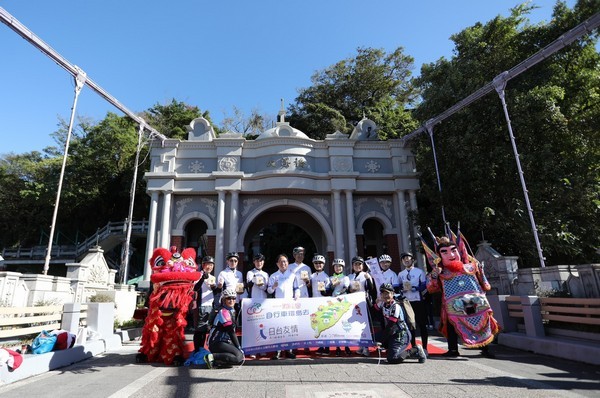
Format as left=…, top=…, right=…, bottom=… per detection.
left=286, top=350, right=296, bottom=359
left=271, top=351, right=281, bottom=360
left=481, top=346, right=496, bottom=359
left=442, top=350, right=460, bottom=358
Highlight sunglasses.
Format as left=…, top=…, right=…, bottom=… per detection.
left=224, top=297, right=236, bottom=300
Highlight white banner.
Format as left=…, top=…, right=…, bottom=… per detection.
left=365, top=257, right=385, bottom=292
left=241, top=292, right=373, bottom=354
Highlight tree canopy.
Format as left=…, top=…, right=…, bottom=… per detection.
left=288, top=47, right=420, bottom=139
left=412, top=0, right=600, bottom=266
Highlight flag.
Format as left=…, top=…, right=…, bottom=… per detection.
left=419, top=234, right=439, bottom=269
left=455, top=222, right=472, bottom=264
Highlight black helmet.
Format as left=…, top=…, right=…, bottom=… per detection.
left=202, top=256, right=215, bottom=264
left=400, top=252, right=414, bottom=260
left=380, top=283, right=394, bottom=293
left=226, top=252, right=239, bottom=260
left=351, top=256, right=364, bottom=264
left=253, top=253, right=265, bottom=261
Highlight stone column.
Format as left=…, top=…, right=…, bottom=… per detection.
left=344, top=190, right=357, bottom=259
left=160, top=190, right=172, bottom=248
left=395, top=190, right=410, bottom=253
left=229, top=190, right=239, bottom=253
left=215, top=191, right=226, bottom=274
left=521, top=295, right=545, bottom=337
left=332, top=190, right=345, bottom=260
left=61, top=303, right=82, bottom=335
left=408, top=190, right=424, bottom=269
left=144, top=191, right=159, bottom=281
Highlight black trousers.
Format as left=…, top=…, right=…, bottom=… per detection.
left=409, top=300, right=429, bottom=348
left=446, top=322, right=459, bottom=352
left=209, top=341, right=244, bottom=366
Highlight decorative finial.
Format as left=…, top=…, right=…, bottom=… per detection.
left=278, top=98, right=286, bottom=123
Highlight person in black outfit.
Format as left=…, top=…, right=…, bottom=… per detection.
left=205, top=289, right=244, bottom=368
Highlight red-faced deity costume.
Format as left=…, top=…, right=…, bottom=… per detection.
left=425, top=232, right=499, bottom=348
left=137, top=246, right=202, bottom=365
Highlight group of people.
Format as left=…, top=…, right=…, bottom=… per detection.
left=190, top=240, right=497, bottom=368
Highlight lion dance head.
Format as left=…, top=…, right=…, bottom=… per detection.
left=137, top=247, right=202, bottom=366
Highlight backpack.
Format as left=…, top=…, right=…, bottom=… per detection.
left=396, top=297, right=416, bottom=330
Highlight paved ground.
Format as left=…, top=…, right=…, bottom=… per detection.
left=1, top=334, right=599, bottom=398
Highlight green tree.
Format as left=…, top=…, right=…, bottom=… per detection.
left=289, top=47, right=419, bottom=139
left=413, top=1, right=600, bottom=266
left=142, top=99, right=208, bottom=139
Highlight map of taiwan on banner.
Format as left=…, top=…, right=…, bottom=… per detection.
left=241, top=292, right=373, bottom=354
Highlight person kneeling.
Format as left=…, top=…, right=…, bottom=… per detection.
left=206, top=289, right=244, bottom=368
left=373, top=284, right=426, bottom=364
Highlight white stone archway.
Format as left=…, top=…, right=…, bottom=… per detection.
left=172, top=211, right=215, bottom=236
left=238, top=199, right=335, bottom=253
left=355, top=211, right=395, bottom=235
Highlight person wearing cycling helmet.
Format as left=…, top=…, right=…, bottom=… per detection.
left=246, top=253, right=269, bottom=300
left=378, top=254, right=400, bottom=291
left=327, top=258, right=351, bottom=356
left=348, top=256, right=378, bottom=356
left=398, top=252, right=429, bottom=357
left=310, top=254, right=330, bottom=298
left=192, top=256, right=219, bottom=351
left=374, top=283, right=426, bottom=364
left=330, top=258, right=349, bottom=297
left=206, top=289, right=244, bottom=368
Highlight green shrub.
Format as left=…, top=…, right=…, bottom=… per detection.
left=89, top=294, right=114, bottom=303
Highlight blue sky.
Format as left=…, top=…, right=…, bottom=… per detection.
left=0, top=1, right=575, bottom=155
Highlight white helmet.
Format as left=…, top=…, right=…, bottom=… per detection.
left=221, top=289, right=237, bottom=299
left=379, top=254, right=392, bottom=263
left=332, top=258, right=345, bottom=266
left=312, top=254, right=326, bottom=263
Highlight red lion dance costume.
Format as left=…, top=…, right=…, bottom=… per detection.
left=137, top=246, right=202, bottom=366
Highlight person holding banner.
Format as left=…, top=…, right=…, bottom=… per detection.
left=310, top=254, right=332, bottom=355
left=348, top=256, right=376, bottom=356
left=268, top=254, right=299, bottom=360
left=398, top=252, right=429, bottom=357
left=374, top=283, right=426, bottom=364
left=205, top=289, right=244, bottom=368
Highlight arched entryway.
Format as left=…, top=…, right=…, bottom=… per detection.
left=242, top=205, right=327, bottom=275
left=362, top=218, right=386, bottom=259
left=245, top=223, right=317, bottom=275
left=184, top=219, right=208, bottom=259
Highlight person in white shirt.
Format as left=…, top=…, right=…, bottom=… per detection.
left=289, top=246, right=311, bottom=298
left=328, top=257, right=351, bottom=356
left=217, top=252, right=246, bottom=301
left=310, top=254, right=330, bottom=298
left=246, top=253, right=269, bottom=300
left=217, top=252, right=246, bottom=328
left=329, top=258, right=349, bottom=297
left=267, top=254, right=299, bottom=360
left=378, top=254, right=400, bottom=291
left=347, top=256, right=376, bottom=356
left=192, top=256, right=218, bottom=352
left=398, top=252, right=429, bottom=356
